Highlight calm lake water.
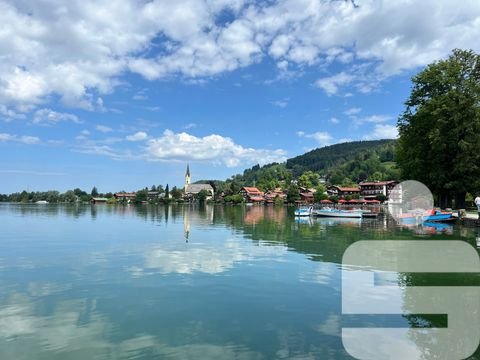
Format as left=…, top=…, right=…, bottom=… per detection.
left=1, top=203, right=480, bottom=359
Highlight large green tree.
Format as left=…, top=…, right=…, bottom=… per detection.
left=397, top=49, right=480, bottom=208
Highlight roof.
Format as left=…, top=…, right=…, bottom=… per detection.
left=338, top=187, right=360, bottom=192
left=300, top=192, right=314, bottom=198
left=186, top=163, right=190, bottom=177
left=249, top=196, right=265, bottom=202
left=92, top=197, right=108, bottom=201
left=360, top=180, right=398, bottom=186
left=241, top=187, right=263, bottom=194
left=185, top=184, right=213, bottom=194
left=114, top=193, right=136, bottom=197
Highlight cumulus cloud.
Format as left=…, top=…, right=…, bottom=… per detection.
left=329, top=117, right=339, bottom=124
left=365, top=124, right=398, bottom=139
left=315, top=72, right=354, bottom=96
left=33, top=108, right=80, bottom=125
left=126, top=131, right=148, bottom=141
left=0, top=0, right=478, bottom=110
left=297, top=131, right=333, bottom=146
left=0, top=133, right=40, bottom=144
left=146, top=130, right=287, bottom=167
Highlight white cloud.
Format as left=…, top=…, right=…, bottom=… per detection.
left=329, top=117, right=340, bottom=124
left=365, top=124, right=398, bottom=139
left=96, top=125, right=113, bottom=133
left=361, top=114, right=393, bottom=123
left=33, top=108, right=80, bottom=125
left=271, top=98, right=289, bottom=108
left=146, top=130, right=287, bottom=167
left=0, top=133, right=40, bottom=144
left=344, top=107, right=362, bottom=116
left=126, top=131, right=148, bottom=141
left=349, top=113, right=394, bottom=127
left=0, top=0, right=477, bottom=110
left=315, top=72, right=354, bottom=96
left=182, top=123, right=197, bottom=130
left=0, top=105, right=26, bottom=121
left=297, top=131, right=333, bottom=146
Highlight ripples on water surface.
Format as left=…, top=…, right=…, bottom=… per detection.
left=0, top=203, right=479, bottom=359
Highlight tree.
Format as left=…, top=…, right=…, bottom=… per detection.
left=170, top=186, right=183, bottom=200
left=197, top=189, right=209, bottom=203
left=150, top=185, right=157, bottom=192
left=64, top=190, right=77, bottom=203
left=397, top=49, right=480, bottom=208
left=298, top=171, right=320, bottom=188
left=313, top=184, right=327, bottom=203
left=165, top=184, right=170, bottom=199
left=91, top=186, right=99, bottom=197
left=286, top=184, right=300, bottom=204
left=134, top=189, right=147, bottom=203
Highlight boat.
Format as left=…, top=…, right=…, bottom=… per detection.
left=314, top=207, right=363, bottom=218
left=400, top=209, right=454, bottom=224
left=294, top=206, right=313, bottom=217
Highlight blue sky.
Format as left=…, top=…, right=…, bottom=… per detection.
left=1, top=0, right=479, bottom=193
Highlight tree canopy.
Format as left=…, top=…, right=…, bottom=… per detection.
left=397, top=49, right=480, bottom=208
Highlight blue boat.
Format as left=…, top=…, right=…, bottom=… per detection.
left=400, top=210, right=454, bottom=224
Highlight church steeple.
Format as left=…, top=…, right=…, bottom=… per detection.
left=184, top=163, right=191, bottom=191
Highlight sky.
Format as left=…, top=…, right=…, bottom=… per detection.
left=1, top=0, right=479, bottom=193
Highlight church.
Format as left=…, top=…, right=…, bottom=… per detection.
left=183, top=163, right=215, bottom=201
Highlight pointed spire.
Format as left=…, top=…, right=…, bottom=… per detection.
left=186, top=162, right=190, bottom=177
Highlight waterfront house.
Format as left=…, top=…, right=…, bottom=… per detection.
left=91, top=197, right=108, bottom=204
left=239, top=187, right=265, bottom=203
left=298, top=189, right=314, bottom=204
left=359, top=180, right=399, bottom=200
left=114, top=193, right=136, bottom=202
left=327, top=185, right=360, bottom=198
left=264, top=188, right=287, bottom=203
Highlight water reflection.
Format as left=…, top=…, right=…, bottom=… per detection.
left=1, top=203, right=479, bottom=359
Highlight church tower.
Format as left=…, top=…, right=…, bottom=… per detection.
left=184, top=163, right=191, bottom=191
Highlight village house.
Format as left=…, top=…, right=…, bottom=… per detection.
left=114, top=193, right=136, bottom=202
left=359, top=180, right=399, bottom=200
left=91, top=197, right=108, bottom=204
left=264, top=188, right=287, bottom=203
left=298, top=187, right=316, bottom=204
left=327, top=185, right=360, bottom=198
left=239, top=187, right=265, bottom=203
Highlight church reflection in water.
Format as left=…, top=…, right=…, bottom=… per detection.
left=183, top=204, right=215, bottom=242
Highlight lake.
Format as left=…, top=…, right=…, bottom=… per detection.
left=0, top=203, right=479, bottom=359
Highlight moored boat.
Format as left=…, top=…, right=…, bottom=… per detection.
left=400, top=209, right=454, bottom=224
left=294, top=206, right=313, bottom=217
left=314, top=208, right=363, bottom=218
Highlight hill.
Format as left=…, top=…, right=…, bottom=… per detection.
left=224, top=139, right=399, bottom=191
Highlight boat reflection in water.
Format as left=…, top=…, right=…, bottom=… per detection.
left=399, top=221, right=454, bottom=235
left=295, top=215, right=362, bottom=228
